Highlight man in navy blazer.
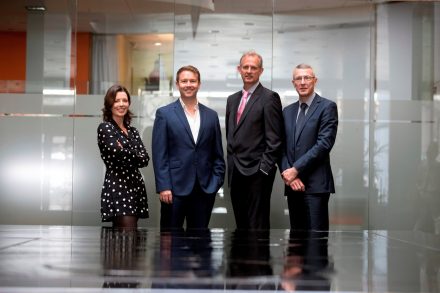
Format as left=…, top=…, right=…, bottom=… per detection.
left=280, top=64, right=338, bottom=231
left=152, top=65, right=225, bottom=229
left=226, top=51, right=284, bottom=230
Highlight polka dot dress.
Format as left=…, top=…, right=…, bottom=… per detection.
left=97, top=121, right=149, bottom=222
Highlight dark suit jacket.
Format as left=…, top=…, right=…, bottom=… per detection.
left=280, top=93, right=338, bottom=195
left=225, top=83, right=284, bottom=184
left=152, top=100, right=225, bottom=196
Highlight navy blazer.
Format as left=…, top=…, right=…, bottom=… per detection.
left=225, top=83, right=284, bottom=184
left=280, top=94, right=338, bottom=195
left=152, top=100, right=225, bottom=196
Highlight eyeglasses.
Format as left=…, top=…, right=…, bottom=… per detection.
left=293, top=75, right=315, bottom=83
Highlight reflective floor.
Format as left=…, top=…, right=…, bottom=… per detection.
left=0, top=226, right=439, bottom=292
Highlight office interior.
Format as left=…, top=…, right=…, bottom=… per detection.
left=0, top=0, right=439, bottom=292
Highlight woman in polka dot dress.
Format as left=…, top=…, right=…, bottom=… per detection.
left=97, top=84, right=149, bottom=228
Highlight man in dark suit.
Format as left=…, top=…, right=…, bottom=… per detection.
left=226, top=51, right=284, bottom=230
left=152, top=65, right=225, bottom=229
left=280, top=64, right=338, bottom=231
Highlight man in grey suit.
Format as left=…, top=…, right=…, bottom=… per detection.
left=226, top=51, right=284, bottom=230
left=280, top=64, right=338, bottom=231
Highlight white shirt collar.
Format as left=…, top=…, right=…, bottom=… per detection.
left=179, top=97, right=199, bottom=110
left=300, top=92, right=316, bottom=108
left=243, top=82, right=259, bottom=95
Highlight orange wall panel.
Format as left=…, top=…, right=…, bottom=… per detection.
left=0, top=32, right=26, bottom=80
left=0, top=31, right=91, bottom=94
left=75, top=32, right=91, bottom=95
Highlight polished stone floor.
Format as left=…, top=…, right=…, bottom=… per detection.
left=0, top=225, right=439, bottom=292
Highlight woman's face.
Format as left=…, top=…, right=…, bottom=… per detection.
left=111, top=91, right=130, bottom=120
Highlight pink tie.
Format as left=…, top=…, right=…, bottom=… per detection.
left=236, top=90, right=249, bottom=123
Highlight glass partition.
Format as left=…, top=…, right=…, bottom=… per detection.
left=372, top=2, right=440, bottom=232
left=0, top=0, right=76, bottom=225
left=273, top=0, right=374, bottom=229
left=0, top=0, right=439, bottom=233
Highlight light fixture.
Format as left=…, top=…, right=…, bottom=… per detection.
left=154, top=42, right=162, bottom=46
left=43, top=89, right=75, bottom=96
left=25, top=5, right=46, bottom=11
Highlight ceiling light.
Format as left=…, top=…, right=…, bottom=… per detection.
left=154, top=42, right=162, bottom=46
left=43, top=89, right=75, bottom=96
left=25, top=5, right=46, bottom=11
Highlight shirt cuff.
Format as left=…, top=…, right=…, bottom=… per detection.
left=259, top=168, right=268, bottom=175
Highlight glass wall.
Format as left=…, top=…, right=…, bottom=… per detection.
left=0, top=0, right=77, bottom=225
left=273, top=1, right=374, bottom=230
left=0, top=0, right=439, bottom=232
left=372, top=3, right=440, bottom=232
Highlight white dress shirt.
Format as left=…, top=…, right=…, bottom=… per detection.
left=180, top=98, right=200, bottom=143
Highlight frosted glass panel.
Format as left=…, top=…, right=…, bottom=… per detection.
left=373, top=2, right=440, bottom=232
left=0, top=93, right=43, bottom=113
left=273, top=2, right=372, bottom=229
left=71, top=117, right=103, bottom=226
left=0, top=117, right=73, bottom=224
left=72, top=93, right=161, bottom=227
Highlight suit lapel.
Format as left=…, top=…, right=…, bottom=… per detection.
left=234, top=84, right=262, bottom=134
left=196, top=104, right=206, bottom=145
left=173, top=100, right=196, bottom=145
left=291, top=101, right=300, bottom=131
left=231, top=91, right=241, bottom=130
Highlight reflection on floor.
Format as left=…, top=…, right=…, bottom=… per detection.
left=0, top=225, right=439, bottom=292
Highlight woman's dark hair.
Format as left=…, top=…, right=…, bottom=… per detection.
left=101, top=84, right=133, bottom=126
